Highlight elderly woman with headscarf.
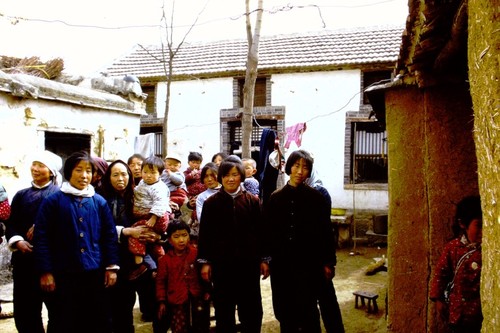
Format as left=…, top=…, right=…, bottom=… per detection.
left=5, top=150, right=62, bottom=333
left=92, top=156, right=109, bottom=194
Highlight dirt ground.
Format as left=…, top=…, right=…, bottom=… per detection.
left=0, top=245, right=387, bottom=333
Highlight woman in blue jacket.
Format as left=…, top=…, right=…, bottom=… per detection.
left=34, top=151, right=120, bottom=333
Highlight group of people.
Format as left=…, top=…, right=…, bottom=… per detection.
left=0, top=147, right=483, bottom=333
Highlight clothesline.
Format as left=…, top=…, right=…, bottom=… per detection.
left=253, top=90, right=362, bottom=130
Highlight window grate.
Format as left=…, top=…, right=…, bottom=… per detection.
left=229, top=119, right=277, bottom=152
left=352, top=123, right=388, bottom=183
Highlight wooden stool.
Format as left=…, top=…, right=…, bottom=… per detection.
left=353, top=290, right=379, bottom=313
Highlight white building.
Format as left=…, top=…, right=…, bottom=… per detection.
left=0, top=69, right=145, bottom=197
left=106, top=25, right=403, bottom=216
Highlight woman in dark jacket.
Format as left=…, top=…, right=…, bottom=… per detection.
left=197, top=156, right=270, bottom=333
left=100, top=159, right=165, bottom=333
left=264, top=150, right=337, bottom=333
left=5, top=150, right=62, bottom=333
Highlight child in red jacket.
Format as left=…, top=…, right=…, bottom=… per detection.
left=156, top=221, right=206, bottom=333
left=430, top=195, right=483, bottom=333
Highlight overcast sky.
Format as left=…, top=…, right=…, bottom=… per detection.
left=0, top=0, right=408, bottom=75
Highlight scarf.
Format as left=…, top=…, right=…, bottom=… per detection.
left=60, top=182, right=95, bottom=198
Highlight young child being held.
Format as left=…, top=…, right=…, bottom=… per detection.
left=161, top=155, right=188, bottom=210
left=242, top=157, right=259, bottom=197
left=430, top=195, right=483, bottom=333
left=130, top=156, right=170, bottom=278
left=156, top=221, right=206, bottom=333
left=184, top=152, right=206, bottom=197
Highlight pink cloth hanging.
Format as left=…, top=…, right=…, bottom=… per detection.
left=284, top=122, right=307, bottom=149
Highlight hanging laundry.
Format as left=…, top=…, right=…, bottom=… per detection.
left=258, top=129, right=279, bottom=205
left=134, top=133, right=155, bottom=158
left=284, top=122, right=307, bottom=149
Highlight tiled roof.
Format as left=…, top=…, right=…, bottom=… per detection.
left=106, top=25, right=404, bottom=80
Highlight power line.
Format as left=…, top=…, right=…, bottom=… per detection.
left=0, top=0, right=402, bottom=31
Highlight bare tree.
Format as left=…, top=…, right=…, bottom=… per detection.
left=241, top=0, right=264, bottom=159
left=158, top=0, right=207, bottom=157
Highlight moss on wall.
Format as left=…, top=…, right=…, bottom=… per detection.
left=468, top=1, right=500, bottom=331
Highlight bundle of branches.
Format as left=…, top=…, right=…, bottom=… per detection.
left=0, top=56, right=64, bottom=79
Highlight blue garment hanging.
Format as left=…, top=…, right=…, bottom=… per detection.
left=258, top=129, right=279, bottom=205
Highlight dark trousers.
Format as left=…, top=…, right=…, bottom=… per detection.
left=12, top=255, right=52, bottom=333
left=110, top=270, right=167, bottom=333
left=135, top=269, right=157, bottom=319
left=270, top=261, right=322, bottom=333
left=277, top=300, right=321, bottom=333
left=135, top=271, right=168, bottom=333
left=212, top=261, right=263, bottom=333
left=318, top=279, right=345, bottom=333
left=109, top=274, right=136, bottom=333
left=51, top=270, right=112, bottom=333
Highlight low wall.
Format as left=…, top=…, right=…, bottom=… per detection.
left=335, top=209, right=388, bottom=249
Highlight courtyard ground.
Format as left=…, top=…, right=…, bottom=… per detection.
left=0, top=245, right=387, bottom=333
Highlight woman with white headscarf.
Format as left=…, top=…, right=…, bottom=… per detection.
left=305, top=167, right=345, bottom=333
left=5, top=150, right=62, bottom=333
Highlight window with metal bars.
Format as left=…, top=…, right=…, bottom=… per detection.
left=229, top=119, right=277, bottom=155
left=351, top=121, right=388, bottom=183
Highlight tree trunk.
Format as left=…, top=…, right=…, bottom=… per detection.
left=159, top=0, right=205, bottom=158
left=468, top=1, right=500, bottom=331
left=162, top=57, right=172, bottom=157
left=242, top=0, right=263, bottom=159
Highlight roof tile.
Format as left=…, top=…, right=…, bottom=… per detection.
left=106, top=25, right=403, bottom=79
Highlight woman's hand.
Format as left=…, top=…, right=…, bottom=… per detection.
left=260, top=262, right=270, bottom=280
left=158, top=303, right=167, bottom=320
left=26, top=225, right=35, bottom=241
left=40, top=273, right=56, bottom=293
left=105, top=270, right=117, bottom=288
left=188, top=196, right=197, bottom=209
left=201, top=264, right=212, bottom=282
left=324, top=265, right=335, bottom=280
left=16, top=240, right=34, bottom=254
left=124, top=225, right=160, bottom=243
left=170, top=201, right=179, bottom=212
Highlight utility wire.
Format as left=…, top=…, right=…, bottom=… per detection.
left=0, top=0, right=401, bottom=31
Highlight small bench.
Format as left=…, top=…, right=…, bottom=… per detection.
left=353, top=290, right=379, bottom=313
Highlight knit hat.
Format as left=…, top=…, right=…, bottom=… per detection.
left=31, top=150, right=63, bottom=186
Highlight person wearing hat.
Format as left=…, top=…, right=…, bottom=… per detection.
left=160, top=154, right=188, bottom=210
left=4, top=150, right=62, bottom=333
